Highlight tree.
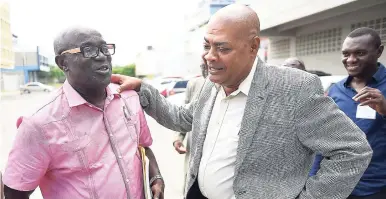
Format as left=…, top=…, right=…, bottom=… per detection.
left=112, top=63, right=136, bottom=77
left=50, top=65, right=66, bottom=83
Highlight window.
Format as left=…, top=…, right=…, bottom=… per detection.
left=296, top=27, right=342, bottom=56
left=174, top=81, right=188, bottom=88
left=351, top=17, right=386, bottom=45
left=270, top=38, right=290, bottom=59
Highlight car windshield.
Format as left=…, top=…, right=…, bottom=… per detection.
left=174, top=81, right=188, bottom=88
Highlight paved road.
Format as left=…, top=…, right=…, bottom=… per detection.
left=0, top=92, right=186, bottom=199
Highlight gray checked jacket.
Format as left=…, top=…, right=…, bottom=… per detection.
left=138, top=57, right=373, bottom=199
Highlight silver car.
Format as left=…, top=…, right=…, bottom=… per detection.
left=20, top=82, right=54, bottom=94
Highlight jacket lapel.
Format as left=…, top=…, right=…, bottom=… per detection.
left=191, top=80, right=219, bottom=169
left=235, top=58, right=269, bottom=175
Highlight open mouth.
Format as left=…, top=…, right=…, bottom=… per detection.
left=97, top=65, right=110, bottom=71
left=346, top=65, right=359, bottom=70
left=95, top=65, right=111, bottom=74
left=209, top=66, right=224, bottom=74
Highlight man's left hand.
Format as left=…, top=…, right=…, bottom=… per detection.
left=353, top=87, right=386, bottom=115
left=151, top=179, right=164, bottom=199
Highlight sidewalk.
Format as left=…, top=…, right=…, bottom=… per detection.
left=0, top=90, right=20, bottom=100
left=0, top=90, right=19, bottom=96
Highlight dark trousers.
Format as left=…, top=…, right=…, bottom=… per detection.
left=186, top=180, right=208, bottom=199
left=347, top=187, right=386, bottom=199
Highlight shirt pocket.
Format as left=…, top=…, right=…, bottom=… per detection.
left=58, top=134, right=102, bottom=171
left=123, top=113, right=139, bottom=143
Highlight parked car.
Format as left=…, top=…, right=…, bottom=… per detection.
left=319, top=75, right=346, bottom=95
left=165, top=79, right=189, bottom=97
left=145, top=77, right=182, bottom=97
left=308, top=70, right=332, bottom=76
left=20, top=82, right=54, bottom=94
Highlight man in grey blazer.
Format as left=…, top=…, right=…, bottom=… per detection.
left=112, top=4, right=373, bottom=199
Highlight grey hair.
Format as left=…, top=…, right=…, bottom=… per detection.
left=53, top=26, right=101, bottom=56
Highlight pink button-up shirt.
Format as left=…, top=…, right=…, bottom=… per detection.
left=3, top=81, right=153, bottom=199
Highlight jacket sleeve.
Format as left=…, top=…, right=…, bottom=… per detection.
left=295, top=75, right=373, bottom=199
left=138, top=82, right=194, bottom=133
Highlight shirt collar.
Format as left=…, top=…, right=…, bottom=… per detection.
left=63, top=80, right=119, bottom=108
left=344, top=62, right=386, bottom=87
left=238, top=57, right=258, bottom=96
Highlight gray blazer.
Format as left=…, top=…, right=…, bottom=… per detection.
left=139, top=57, right=373, bottom=199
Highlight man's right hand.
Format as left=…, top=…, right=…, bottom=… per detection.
left=110, top=74, right=142, bottom=93
left=173, top=140, right=187, bottom=154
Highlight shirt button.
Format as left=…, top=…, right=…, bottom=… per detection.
left=126, top=179, right=130, bottom=183
left=118, top=155, right=123, bottom=159
left=109, top=133, right=113, bottom=137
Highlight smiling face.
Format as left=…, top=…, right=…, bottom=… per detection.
left=202, top=17, right=259, bottom=88
left=55, top=29, right=112, bottom=91
left=341, top=34, right=382, bottom=78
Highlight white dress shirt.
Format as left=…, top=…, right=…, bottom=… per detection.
left=198, top=63, right=257, bottom=199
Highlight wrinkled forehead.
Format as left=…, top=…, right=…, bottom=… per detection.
left=342, top=35, right=375, bottom=51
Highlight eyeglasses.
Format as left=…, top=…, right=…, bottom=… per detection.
left=61, top=44, right=115, bottom=58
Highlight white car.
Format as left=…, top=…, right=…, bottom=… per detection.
left=319, top=75, right=347, bottom=95
left=20, top=82, right=54, bottom=94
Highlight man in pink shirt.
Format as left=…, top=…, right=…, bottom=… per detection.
left=3, top=27, right=164, bottom=199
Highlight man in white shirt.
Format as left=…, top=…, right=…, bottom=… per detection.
left=112, top=4, right=372, bottom=199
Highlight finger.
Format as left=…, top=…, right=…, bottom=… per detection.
left=353, top=92, right=373, bottom=101
left=110, top=74, right=122, bottom=84
left=117, top=82, right=132, bottom=93
left=359, top=99, right=381, bottom=106
left=153, top=190, right=161, bottom=199
left=353, top=87, right=371, bottom=99
left=353, top=87, right=380, bottom=99
left=177, top=146, right=187, bottom=154
left=174, top=146, right=181, bottom=152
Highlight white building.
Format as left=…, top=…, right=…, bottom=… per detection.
left=237, top=0, right=386, bottom=74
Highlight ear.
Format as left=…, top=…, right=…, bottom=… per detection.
left=377, top=45, right=384, bottom=58
left=55, top=55, right=68, bottom=72
left=251, top=36, right=260, bottom=54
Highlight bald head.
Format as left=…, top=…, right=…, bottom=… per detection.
left=208, top=4, right=260, bottom=39
left=282, top=57, right=306, bottom=71
left=53, top=26, right=102, bottom=56
left=203, top=4, right=261, bottom=90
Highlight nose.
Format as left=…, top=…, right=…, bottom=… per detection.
left=346, top=54, right=357, bottom=64
left=204, top=47, right=217, bottom=62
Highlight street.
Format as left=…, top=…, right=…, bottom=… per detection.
left=0, top=92, right=186, bottom=199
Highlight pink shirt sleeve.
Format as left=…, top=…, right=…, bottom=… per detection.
left=138, top=109, right=152, bottom=147
left=3, top=117, right=51, bottom=191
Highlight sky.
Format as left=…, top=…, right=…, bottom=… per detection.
left=8, top=0, right=194, bottom=65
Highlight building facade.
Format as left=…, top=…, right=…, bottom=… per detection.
left=1, top=43, right=50, bottom=91
left=237, top=0, right=386, bottom=75
left=0, top=1, right=13, bottom=69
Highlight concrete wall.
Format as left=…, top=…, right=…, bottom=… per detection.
left=267, top=2, right=386, bottom=75
left=0, top=70, right=24, bottom=91
left=14, top=52, right=38, bottom=67
left=237, top=0, right=356, bottom=30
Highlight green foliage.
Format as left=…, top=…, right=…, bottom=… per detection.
left=112, top=63, right=136, bottom=77
left=50, top=66, right=66, bottom=82
left=42, top=64, right=135, bottom=83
